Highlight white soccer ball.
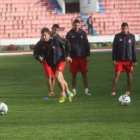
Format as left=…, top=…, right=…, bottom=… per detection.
left=0, top=102, right=8, bottom=115
left=118, top=94, right=131, bottom=105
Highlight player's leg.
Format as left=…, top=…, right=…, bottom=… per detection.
left=46, top=75, right=53, bottom=92
left=51, top=78, right=55, bottom=92
left=56, top=71, right=74, bottom=102
left=55, top=71, right=74, bottom=103
left=69, top=58, right=79, bottom=95
left=125, top=62, right=133, bottom=95
left=43, top=60, right=55, bottom=97
left=61, top=75, right=69, bottom=93
left=55, top=71, right=65, bottom=93
left=79, top=57, right=90, bottom=95
left=46, top=76, right=55, bottom=97
left=56, top=72, right=66, bottom=101
left=81, top=72, right=91, bottom=95
left=55, top=61, right=73, bottom=103
left=62, top=76, right=74, bottom=102
left=126, top=72, right=132, bottom=92
left=55, top=61, right=66, bottom=94
left=61, top=74, right=74, bottom=101
left=111, top=61, right=124, bottom=95
left=111, top=72, right=121, bottom=95
left=72, top=72, right=77, bottom=94
left=81, top=72, right=88, bottom=88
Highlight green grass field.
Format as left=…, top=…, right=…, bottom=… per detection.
left=0, top=52, right=140, bottom=140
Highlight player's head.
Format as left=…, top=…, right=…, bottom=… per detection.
left=73, top=19, right=80, bottom=32
left=52, top=24, right=60, bottom=36
left=89, top=16, right=92, bottom=19
left=41, top=28, right=50, bottom=41
left=121, top=22, right=129, bottom=35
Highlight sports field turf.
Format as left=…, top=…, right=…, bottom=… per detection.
left=0, top=52, right=140, bottom=140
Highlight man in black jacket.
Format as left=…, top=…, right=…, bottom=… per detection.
left=111, top=22, right=137, bottom=96
left=87, top=16, right=93, bottom=35
left=66, top=19, right=91, bottom=96
left=34, top=26, right=74, bottom=103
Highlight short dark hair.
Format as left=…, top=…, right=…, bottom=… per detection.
left=52, top=24, right=60, bottom=29
left=73, top=19, right=80, bottom=25
left=41, top=28, right=50, bottom=34
left=121, top=22, right=128, bottom=27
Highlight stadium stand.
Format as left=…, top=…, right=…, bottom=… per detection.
left=87, top=0, right=140, bottom=35
left=0, top=0, right=81, bottom=39
left=0, top=0, right=140, bottom=40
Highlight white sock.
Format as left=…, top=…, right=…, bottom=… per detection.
left=72, top=89, right=76, bottom=94
left=67, top=91, right=71, bottom=96
left=85, top=88, right=89, bottom=93
left=61, top=92, right=66, bottom=96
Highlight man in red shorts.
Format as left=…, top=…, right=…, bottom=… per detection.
left=66, top=19, right=91, bottom=96
left=111, top=22, right=137, bottom=95
left=34, top=27, right=74, bottom=103
left=34, top=28, right=55, bottom=98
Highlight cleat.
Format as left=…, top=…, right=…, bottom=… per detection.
left=111, top=92, right=116, bottom=96
left=59, top=96, right=66, bottom=103
left=85, top=92, right=91, bottom=96
left=67, top=93, right=74, bottom=102
left=49, top=92, right=55, bottom=97
left=126, top=91, right=131, bottom=95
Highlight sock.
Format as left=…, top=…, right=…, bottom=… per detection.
left=61, top=92, right=66, bottom=96
left=85, top=88, right=89, bottom=93
left=72, top=89, right=76, bottom=94
left=67, top=91, right=71, bottom=96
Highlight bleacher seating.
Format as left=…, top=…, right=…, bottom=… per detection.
left=0, top=0, right=80, bottom=39
left=0, top=0, right=140, bottom=39
left=88, top=0, right=140, bottom=35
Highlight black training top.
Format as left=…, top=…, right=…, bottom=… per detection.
left=66, top=29, right=90, bottom=58
left=34, top=34, right=71, bottom=67
left=112, top=32, right=137, bottom=62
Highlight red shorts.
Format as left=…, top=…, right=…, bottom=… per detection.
left=43, top=61, right=66, bottom=78
left=115, top=61, right=133, bottom=72
left=69, top=57, right=88, bottom=73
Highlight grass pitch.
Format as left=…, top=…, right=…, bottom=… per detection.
left=0, top=52, right=140, bottom=140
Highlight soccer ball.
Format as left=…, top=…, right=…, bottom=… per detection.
left=0, top=102, right=8, bottom=115
left=118, top=94, right=131, bottom=105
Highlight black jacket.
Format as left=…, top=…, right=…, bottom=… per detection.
left=66, top=29, right=90, bottom=58
left=34, top=35, right=71, bottom=67
left=87, top=18, right=93, bottom=26
left=112, top=32, right=137, bottom=62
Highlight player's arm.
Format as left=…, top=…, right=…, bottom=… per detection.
left=132, top=35, right=137, bottom=66
left=66, top=32, right=70, bottom=40
left=64, top=38, right=72, bottom=63
left=54, top=35, right=72, bottom=63
left=57, top=36, right=72, bottom=61
left=33, top=42, right=44, bottom=63
left=112, top=35, right=117, bottom=65
left=65, top=33, right=72, bottom=63
left=83, top=31, right=90, bottom=61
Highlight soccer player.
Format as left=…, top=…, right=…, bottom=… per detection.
left=51, top=24, right=60, bottom=37
left=111, top=22, right=137, bottom=96
left=34, top=27, right=74, bottom=103
left=34, top=28, right=55, bottom=98
left=66, top=19, right=91, bottom=96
